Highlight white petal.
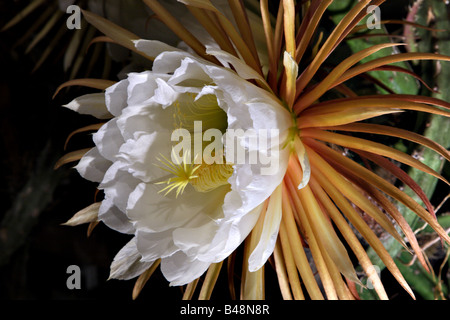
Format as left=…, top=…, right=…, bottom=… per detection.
left=222, top=127, right=290, bottom=219
left=152, top=50, right=203, bottom=75
left=100, top=161, right=140, bottom=213
left=195, top=201, right=265, bottom=262
left=115, top=99, right=173, bottom=142
left=98, top=196, right=134, bottom=234
left=93, top=118, right=124, bottom=161
left=167, top=56, right=213, bottom=86
left=224, top=148, right=288, bottom=218
left=161, top=251, right=210, bottom=286
left=127, top=183, right=227, bottom=233
left=75, top=147, right=111, bottom=183
left=135, top=228, right=178, bottom=262
left=293, top=136, right=311, bottom=189
left=63, top=93, right=112, bottom=119
left=117, top=131, right=172, bottom=183
left=172, top=222, right=217, bottom=259
left=151, top=78, right=179, bottom=107
left=205, top=71, right=292, bottom=218
left=109, top=238, right=154, bottom=280
left=127, top=71, right=170, bottom=106
left=206, top=46, right=266, bottom=83
left=170, top=187, right=230, bottom=257
left=248, top=183, right=282, bottom=272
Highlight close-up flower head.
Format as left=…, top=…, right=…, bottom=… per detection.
left=1, top=0, right=450, bottom=305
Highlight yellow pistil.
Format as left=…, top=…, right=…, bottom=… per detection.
left=155, top=152, right=201, bottom=197
left=189, top=162, right=234, bottom=193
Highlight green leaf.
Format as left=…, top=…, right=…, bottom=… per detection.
left=329, top=0, right=450, bottom=299
left=328, top=0, right=420, bottom=95
left=396, top=250, right=448, bottom=300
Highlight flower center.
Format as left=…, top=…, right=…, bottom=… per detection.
left=156, top=91, right=232, bottom=197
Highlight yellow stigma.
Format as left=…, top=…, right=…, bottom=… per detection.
left=156, top=151, right=233, bottom=197
left=155, top=151, right=200, bottom=197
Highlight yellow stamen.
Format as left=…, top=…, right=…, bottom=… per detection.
left=155, top=151, right=201, bottom=197
left=155, top=150, right=233, bottom=197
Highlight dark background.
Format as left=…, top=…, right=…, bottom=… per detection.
left=0, top=0, right=178, bottom=301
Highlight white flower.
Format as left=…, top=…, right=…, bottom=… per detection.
left=69, top=41, right=292, bottom=286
